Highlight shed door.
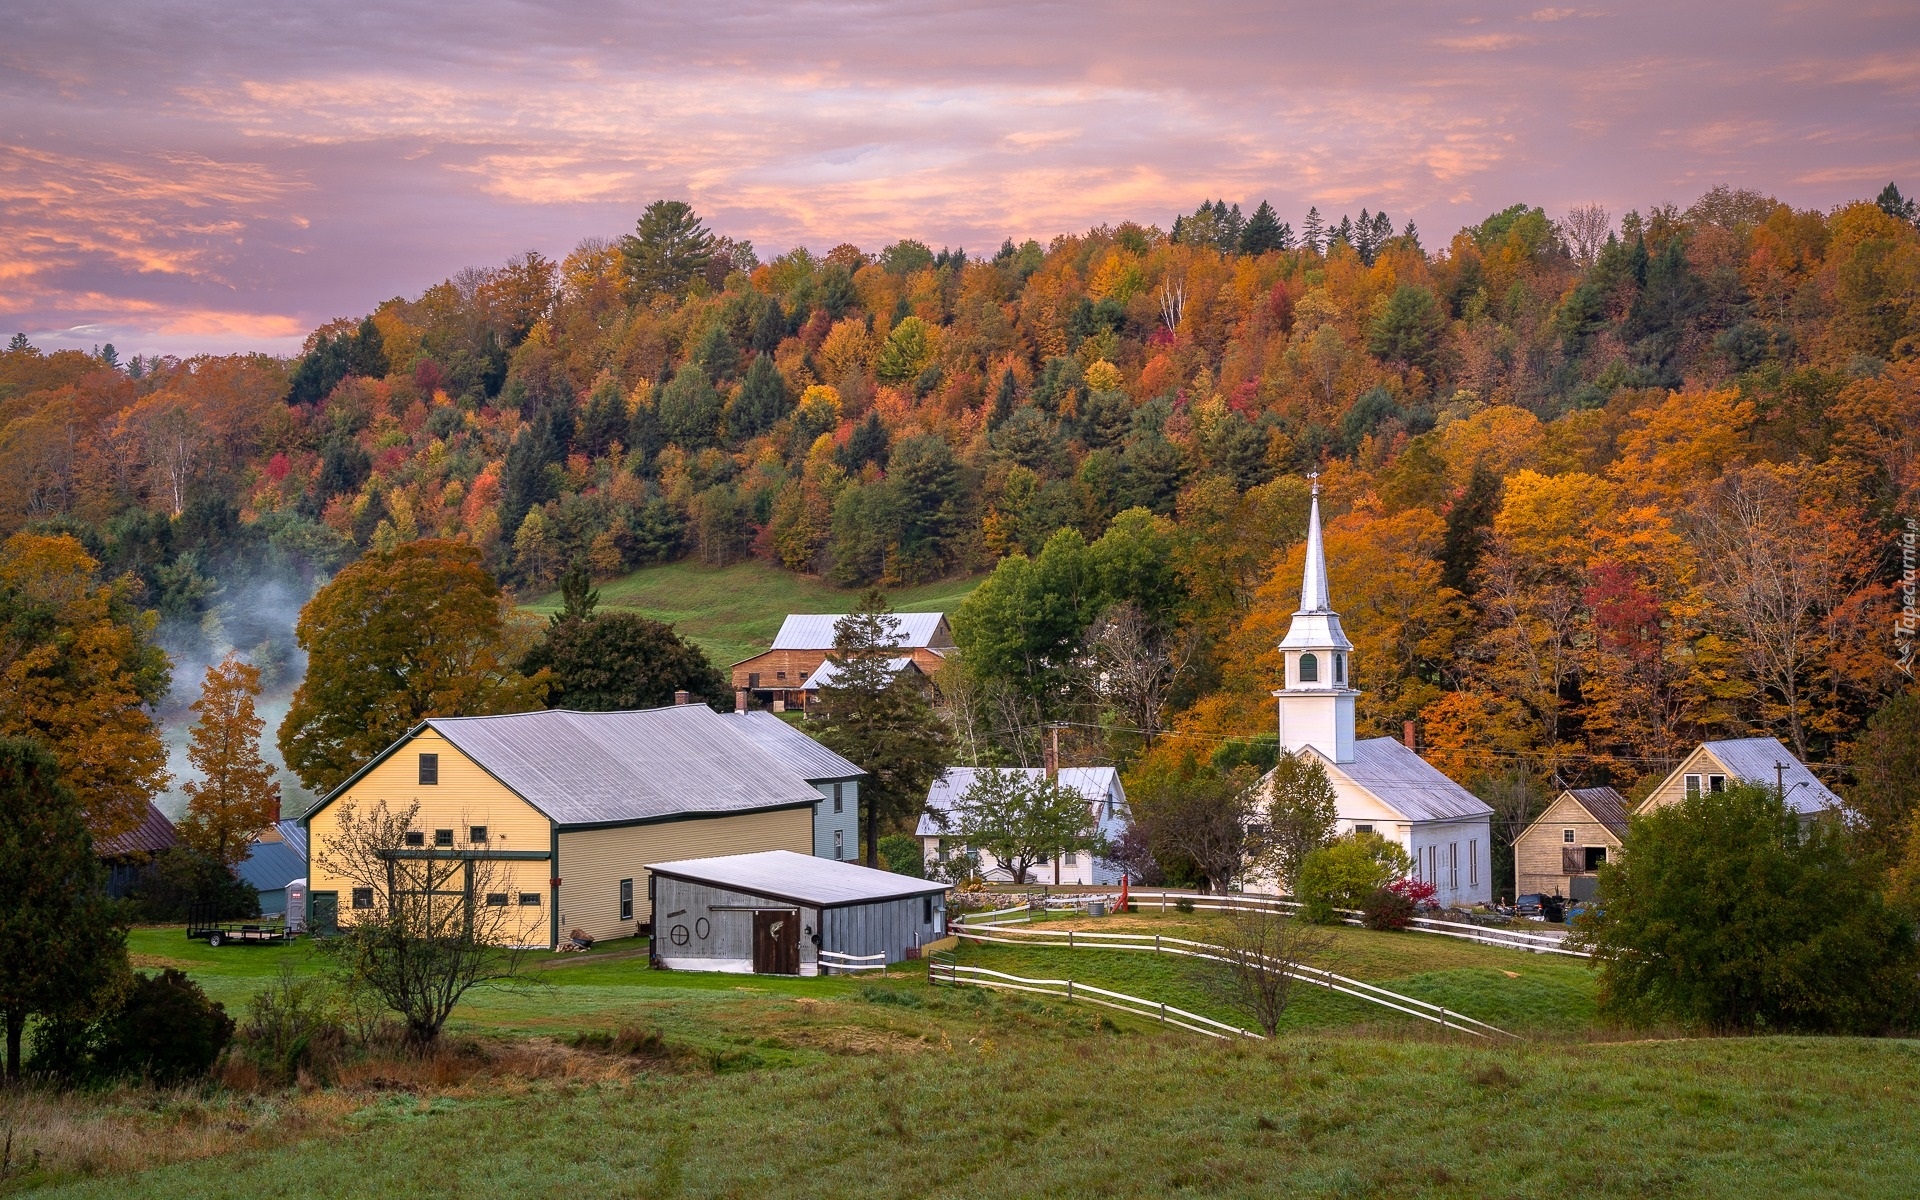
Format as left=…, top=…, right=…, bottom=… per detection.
left=753, top=910, right=799, bottom=975
left=309, top=891, right=338, bottom=936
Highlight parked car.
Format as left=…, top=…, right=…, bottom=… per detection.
left=1513, top=893, right=1566, bottom=922
left=1513, top=893, right=1546, bottom=917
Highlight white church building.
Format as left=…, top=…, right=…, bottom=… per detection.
left=1254, top=480, right=1494, bottom=908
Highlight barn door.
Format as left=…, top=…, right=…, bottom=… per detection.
left=753, top=910, right=800, bottom=974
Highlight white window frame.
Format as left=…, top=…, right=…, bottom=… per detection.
left=833, top=829, right=845, bottom=859
left=1449, top=842, right=1458, bottom=890
left=1563, top=828, right=1575, bottom=843
left=1469, top=839, right=1478, bottom=886
left=1708, top=774, right=1726, bottom=793
left=1685, top=773, right=1702, bottom=798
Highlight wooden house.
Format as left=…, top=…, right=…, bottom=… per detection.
left=96, top=802, right=178, bottom=898
left=916, top=766, right=1131, bottom=885
left=303, top=704, right=863, bottom=948
left=647, top=849, right=947, bottom=974
left=730, top=612, right=952, bottom=711
left=1638, top=738, right=1842, bottom=818
left=1512, top=787, right=1628, bottom=902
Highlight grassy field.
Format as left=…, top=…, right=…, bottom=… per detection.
left=12, top=921, right=1920, bottom=1198
left=525, top=559, right=984, bottom=667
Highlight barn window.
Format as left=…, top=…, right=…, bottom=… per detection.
left=404, top=831, right=425, bottom=847
left=776, top=670, right=787, bottom=680
left=469, top=825, right=488, bottom=844
left=1684, top=774, right=1701, bottom=798
left=517, top=892, right=541, bottom=906
left=1298, top=653, right=1319, bottom=683
left=922, top=895, right=933, bottom=924
left=434, top=829, right=453, bottom=847
left=619, top=878, right=633, bottom=921
left=1584, top=847, right=1608, bottom=871
left=834, top=830, right=845, bottom=860
left=418, top=753, right=439, bottom=785
left=1563, top=828, right=1575, bottom=843
left=351, top=887, right=373, bottom=909
left=833, top=783, right=844, bottom=813
left=1707, top=774, right=1726, bottom=793
left=485, top=893, right=508, bottom=907
left=748, top=672, right=761, bottom=688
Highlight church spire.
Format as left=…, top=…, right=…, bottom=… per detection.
left=1299, top=473, right=1331, bottom=612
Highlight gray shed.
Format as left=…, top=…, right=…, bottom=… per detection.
left=646, top=850, right=947, bottom=975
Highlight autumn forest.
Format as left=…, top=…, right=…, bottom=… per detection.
left=3, top=187, right=1919, bottom=863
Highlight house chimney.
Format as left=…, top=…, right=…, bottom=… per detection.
left=1044, top=725, right=1059, bottom=781
left=674, top=690, right=690, bottom=706
left=734, top=688, right=749, bottom=712
left=1403, top=720, right=1417, bottom=751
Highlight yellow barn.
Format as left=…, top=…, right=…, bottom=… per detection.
left=303, top=705, right=837, bottom=948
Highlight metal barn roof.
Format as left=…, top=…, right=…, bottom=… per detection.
left=1565, top=787, right=1630, bottom=835
left=237, top=838, right=306, bottom=892
left=646, top=849, right=947, bottom=906
left=724, top=711, right=865, bottom=783
left=916, top=767, right=1127, bottom=839
left=1326, top=738, right=1494, bottom=822
left=769, top=612, right=948, bottom=651
left=95, top=803, right=178, bottom=858
left=424, top=706, right=826, bottom=827
left=804, top=656, right=918, bottom=690
left=1700, top=738, right=1842, bottom=814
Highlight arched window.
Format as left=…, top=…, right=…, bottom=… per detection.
left=1334, top=654, right=1345, bottom=684
left=1298, top=652, right=1319, bottom=683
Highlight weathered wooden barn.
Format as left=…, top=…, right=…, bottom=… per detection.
left=729, top=612, right=952, bottom=711
left=646, top=850, right=947, bottom=975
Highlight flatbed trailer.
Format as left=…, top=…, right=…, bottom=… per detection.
left=187, top=908, right=295, bottom=947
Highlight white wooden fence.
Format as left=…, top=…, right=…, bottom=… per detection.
left=927, top=960, right=1265, bottom=1040
left=948, top=920, right=1518, bottom=1040
left=817, top=950, right=887, bottom=974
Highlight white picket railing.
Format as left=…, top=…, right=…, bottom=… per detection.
left=948, top=921, right=1517, bottom=1040
left=817, top=950, right=887, bottom=974
left=927, top=961, right=1264, bottom=1040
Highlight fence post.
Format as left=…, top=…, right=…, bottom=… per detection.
left=1159, top=1002, right=1166, bottom=1024
left=1068, top=929, right=1074, bottom=949
left=1154, top=933, right=1161, bottom=954
left=1067, top=979, right=1074, bottom=1002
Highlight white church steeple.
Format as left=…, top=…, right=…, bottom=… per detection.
left=1273, top=474, right=1358, bottom=762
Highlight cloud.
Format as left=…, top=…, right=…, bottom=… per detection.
left=0, top=0, right=1914, bottom=355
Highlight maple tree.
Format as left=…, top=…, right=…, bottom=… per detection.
left=179, top=654, right=282, bottom=867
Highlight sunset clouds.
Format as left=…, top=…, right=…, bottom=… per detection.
left=3, top=0, right=1915, bottom=355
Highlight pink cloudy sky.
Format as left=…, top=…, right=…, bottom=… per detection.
left=4, top=0, right=1916, bottom=357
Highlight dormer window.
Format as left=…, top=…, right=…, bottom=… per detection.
left=1299, top=653, right=1319, bottom=683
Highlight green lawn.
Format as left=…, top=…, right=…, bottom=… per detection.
left=22, top=924, right=1915, bottom=1198
left=524, top=559, right=983, bottom=667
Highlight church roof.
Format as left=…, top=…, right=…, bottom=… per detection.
left=1325, top=738, right=1493, bottom=823
left=1277, top=483, right=1353, bottom=652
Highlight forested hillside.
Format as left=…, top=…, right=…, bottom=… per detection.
left=3, top=186, right=1918, bottom=819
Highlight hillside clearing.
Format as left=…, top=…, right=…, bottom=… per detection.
left=525, top=560, right=982, bottom=667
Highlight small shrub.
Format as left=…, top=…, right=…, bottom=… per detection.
left=241, top=965, right=347, bottom=1084
left=877, top=834, right=925, bottom=878
left=1360, top=886, right=1415, bottom=930
left=1295, top=832, right=1412, bottom=923
left=1174, top=898, right=1195, bottom=914
left=81, top=969, right=235, bottom=1084
left=858, top=985, right=924, bottom=1008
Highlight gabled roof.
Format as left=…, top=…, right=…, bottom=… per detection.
left=1563, top=787, right=1630, bottom=836
left=724, top=711, right=865, bottom=783
left=237, top=838, right=306, bottom=892
left=1699, top=738, right=1842, bottom=815
left=1321, top=738, right=1493, bottom=823
left=320, top=705, right=827, bottom=829
left=805, top=656, right=920, bottom=690
left=769, top=612, right=950, bottom=651
left=916, top=766, right=1127, bottom=838
left=96, top=803, right=177, bottom=858
left=646, top=849, right=946, bottom=906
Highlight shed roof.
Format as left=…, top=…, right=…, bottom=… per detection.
left=724, top=711, right=864, bottom=782
left=1563, top=787, right=1629, bottom=836
left=1323, top=738, right=1493, bottom=822
left=1700, top=738, right=1842, bottom=814
left=646, top=849, right=946, bottom=906
left=916, top=766, right=1126, bottom=838
left=413, top=706, right=825, bottom=827
left=237, top=838, right=307, bottom=892
left=96, top=803, right=177, bottom=858
left=770, top=612, right=949, bottom=651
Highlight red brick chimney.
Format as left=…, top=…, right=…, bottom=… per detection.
left=1403, top=720, right=1417, bottom=751
left=674, top=690, right=691, bottom=706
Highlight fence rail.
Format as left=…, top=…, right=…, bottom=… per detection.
left=817, top=950, right=887, bottom=974
left=949, top=918, right=1519, bottom=1039
left=927, top=959, right=1264, bottom=1040
left=965, top=889, right=1589, bottom=959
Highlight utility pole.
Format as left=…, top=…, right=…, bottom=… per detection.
left=1776, top=762, right=1786, bottom=802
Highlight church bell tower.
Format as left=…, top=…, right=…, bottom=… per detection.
left=1273, top=475, right=1357, bottom=763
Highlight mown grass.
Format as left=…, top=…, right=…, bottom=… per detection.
left=524, top=559, right=982, bottom=666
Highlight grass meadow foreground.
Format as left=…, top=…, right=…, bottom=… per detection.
left=5, top=916, right=1918, bottom=1198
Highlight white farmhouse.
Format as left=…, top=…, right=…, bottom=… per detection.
left=1253, top=479, right=1494, bottom=908
left=917, top=766, right=1130, bottom=885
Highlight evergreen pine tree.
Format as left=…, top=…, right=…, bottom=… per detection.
left=692, top=323, right=739, bottom=383
left=727, top=352, right=791, bottom=442
left=750, top=299, right=787, bottom=355
left=1301, top=207, right=1325, bottom=254
left=579, top=378, right=629, bottom=458
left=1876, top=182, right=1918, bottom=226
left=6, top=333, right=29, bottom=353
left=837, top=411, right=890, bottom=473
left=989, top=368, right=1018, bottom=428
left=811, top=590, right=951, bottom=867
left=1239, top=201, right=1285, bottom=255
left=1439, top=462, right=1502, bottom=596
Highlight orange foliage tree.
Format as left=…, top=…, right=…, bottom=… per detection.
left=180, top=654, right=282, bottom=866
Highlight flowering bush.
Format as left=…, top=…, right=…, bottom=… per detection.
left=1360, top=877, right=1438, bottom=931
